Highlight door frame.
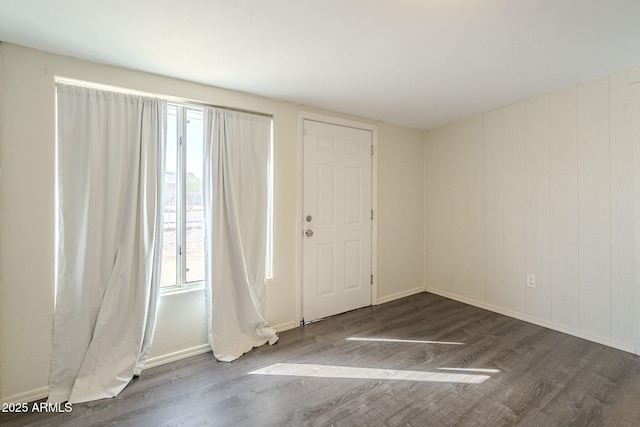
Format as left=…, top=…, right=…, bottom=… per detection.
left=296, top=111, right=378, bottom=325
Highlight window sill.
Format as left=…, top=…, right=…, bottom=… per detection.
left=160, top=283, right=205, bottom=297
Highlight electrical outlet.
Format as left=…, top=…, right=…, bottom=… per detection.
left=527, top=274, right=536, bottom=288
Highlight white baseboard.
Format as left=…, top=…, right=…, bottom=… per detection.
left=272, top=321, right=298, bottom=333
left=143, top=344, right=212, bottom=370
left=375, top=286, right=425, bottom=305
left=427, top=287, right=637, bottom=355
left=1, top=386, right=48, bottom=405
left=143, top=321, right=298, bottom=370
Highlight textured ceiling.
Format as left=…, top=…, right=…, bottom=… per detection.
left=2, top=0, right=640, bottom=130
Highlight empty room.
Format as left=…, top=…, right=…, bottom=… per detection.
left=1, top=1, right=640, bottom=426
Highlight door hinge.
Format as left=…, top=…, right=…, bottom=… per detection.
left=179, top=136, right=183, bottom=146
left=371, top=145, right=374, bottom=156
left=370, top=274, right=373, bottom=285
left=371, top=210, right=374, bottom=220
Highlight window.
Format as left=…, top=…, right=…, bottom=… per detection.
left=161, top=103, right=205, bottom=289
left=54, top=80, right=273, bottom=297
left=160, top=102, right=274, bottom=290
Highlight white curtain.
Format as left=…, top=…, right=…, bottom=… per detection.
left=49, top=84, right=165, bottom=403
left=203, top=108, right=278, bottom=362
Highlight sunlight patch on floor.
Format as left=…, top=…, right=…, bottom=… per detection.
left=248, top=363, right=491, bottom=384
left=438, top=367, right=501, bottom=374
left=346, top=337, right=465, bottom=345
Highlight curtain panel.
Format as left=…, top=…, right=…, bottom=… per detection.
left=49, top=83, right=166, bottom=403
left=203, top=108, right=278, bottom=362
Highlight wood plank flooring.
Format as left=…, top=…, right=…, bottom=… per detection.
left=3, top=292, right=640, bottom=426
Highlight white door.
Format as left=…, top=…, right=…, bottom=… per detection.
left=302, top=119, right=372, bottom=322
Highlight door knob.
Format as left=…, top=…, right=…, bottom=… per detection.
left=305, top=229, right=314, bottom=237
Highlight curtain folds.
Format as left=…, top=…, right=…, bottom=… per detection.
left=49, top=84, right=166, bottom=403
left=203, top=108, right=278, bottom=362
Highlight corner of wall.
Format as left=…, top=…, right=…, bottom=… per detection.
left=422, top=129, right=429, bottom=292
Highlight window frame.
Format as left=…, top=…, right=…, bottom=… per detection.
left=161, top=102, right=206, bottom=294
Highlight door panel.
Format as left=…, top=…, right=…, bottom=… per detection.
left=303, top=120, right=372, bottom=322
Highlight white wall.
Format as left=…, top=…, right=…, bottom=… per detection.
left=425, top=67, right=640, bottom=355
left=377, top=124, right=425, bottom=303
left=0, top=43, right=425, bottom=402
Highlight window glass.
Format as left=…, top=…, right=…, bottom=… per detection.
left=161, top=105, right=178, bottom=287
left=185, top=108, right=205, bottom=284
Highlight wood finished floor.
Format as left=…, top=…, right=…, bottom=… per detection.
left=3, top=292, right=640, bottom=427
